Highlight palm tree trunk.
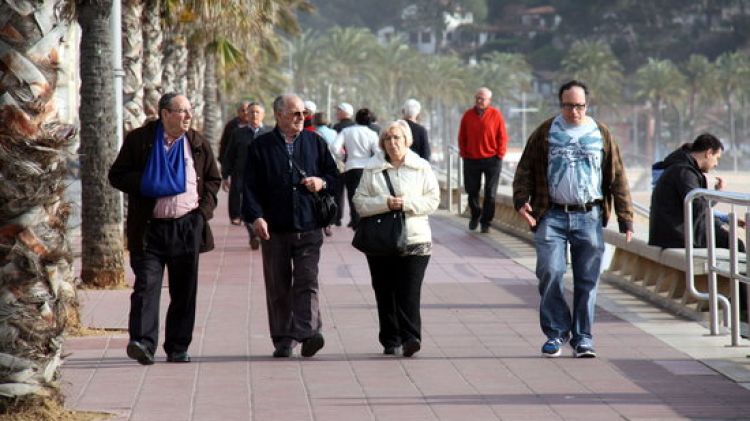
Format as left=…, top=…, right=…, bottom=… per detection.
left=202, top=50, right=222, bottom=156
left=78, top=0, right=126, bottom=288
left=142, top=0, right=163, bottom=119
left=162, top=30, right=188, bottom=95
left=0, top=0, right=77, bottom=409
left=187, top=43, right=206, bottom=131
left=123, top=0, right=146, bottom=132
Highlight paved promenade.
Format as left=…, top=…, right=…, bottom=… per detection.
left=62, top=194, right=750, bottom=420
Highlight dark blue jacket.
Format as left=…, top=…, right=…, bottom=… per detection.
left=242, top=127, right=339, bottom=233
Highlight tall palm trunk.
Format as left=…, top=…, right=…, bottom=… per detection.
left=202, top=50, right=222, bottom=156
left=77, top=0, right=125, bottom=288
left=122, top=0, right=145, bottom=132
left=162, top=30, right=188, bottom=95
left=142, top=0, right=162, bottom=119
left=187, top=42, right=206, bottom=131
left=0, top=0, right=77, bottom=409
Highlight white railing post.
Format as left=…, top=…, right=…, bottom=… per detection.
left=447, top=153, right=453, bottom=213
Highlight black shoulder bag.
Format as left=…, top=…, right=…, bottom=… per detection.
left=284, top=149, right=338, bottom=227
left=351, top=170, right=407, bottom=256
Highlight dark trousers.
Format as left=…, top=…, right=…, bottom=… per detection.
left=345, top=169, right=364, bottom=228
left=128, top=211, right=204, bottom=355
left=366, top=254, right=430, bottom=348
left=333, top=174, right=345, bottom=226
left=261, top=229, right=324, bottom=348
left=227, top=176, right=243, bottom=220
left=463, top=157, right=502, bottom=226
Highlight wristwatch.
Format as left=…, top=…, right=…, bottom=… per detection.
left=321, top=179, right=327, bottom=190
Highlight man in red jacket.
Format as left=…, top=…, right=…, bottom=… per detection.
left=458, top=87, right=509, bottom=233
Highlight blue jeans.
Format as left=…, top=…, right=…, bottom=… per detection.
left=534, top=206, right=604, bottom=347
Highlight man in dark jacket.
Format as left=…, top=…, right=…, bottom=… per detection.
left=109, top=93, right=221, bottom=365
left=402, top=98, right=431, bottom=161
left=243, top=94, right=339, bottom=358
left=649, top=134, right=742, bottom=250
left=221, top=101, right=269, bottom=249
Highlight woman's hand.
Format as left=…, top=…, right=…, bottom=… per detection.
left=387, top=196, right=403, bottom=211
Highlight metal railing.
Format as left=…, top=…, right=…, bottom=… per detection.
left=684, top=188, right=750, bottom=345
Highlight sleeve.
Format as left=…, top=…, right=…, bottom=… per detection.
left=511, top=127, right=541, bottom=210
left=352, top=170, right=391, bottom=217
left=608, top=137, right=634, bottom=233
left=221, top=131, right=238, bottom=179
left=333, top=131, right=346, bottom=162
left=108, top=131, right=145, bottom=196
left=496, top=110, right=509, bottom=158
left=457, top=112, right=467, bottom=158
left=198, top=138, right=222, bottom=220
left=242, top=142, right=264, bottom=223
left=402, top=166, right=440, bottom=216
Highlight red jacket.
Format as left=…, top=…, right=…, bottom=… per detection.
left=458, top=106, right=508, bottom=159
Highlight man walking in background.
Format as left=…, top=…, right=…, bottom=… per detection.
left=458, top=87, right=508, bottom=233
left=222, top=101, right=268, bottom=248
left=513, top=80, right=633, bottom=359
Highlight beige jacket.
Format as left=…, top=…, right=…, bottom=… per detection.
left=353, top=150, right=440, bottom=245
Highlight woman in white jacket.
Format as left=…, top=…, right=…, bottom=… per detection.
left=353, top=120, right=440, bottom=357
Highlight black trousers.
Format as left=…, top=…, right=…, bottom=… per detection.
left=345, top=169, right=364, bottom=229
left=463, top=157, right=502, bottom=226
left=261, top=229, right=324, bottom=348
left=366, top=254, right=430, bottom=348
left=333, top=173, right=345, bottom=226
left=227, top=176, right=243, bottom=220
left=129, top=211, right=204, bottom=355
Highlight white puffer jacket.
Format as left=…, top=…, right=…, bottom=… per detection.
left=353, top=150, right=440, bottom=246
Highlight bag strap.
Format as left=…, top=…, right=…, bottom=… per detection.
left=382, top=170, right=396, bottom=196
left=276, top=136, right=322, bottom=199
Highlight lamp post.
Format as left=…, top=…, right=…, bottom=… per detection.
left=509, top=92, right=538, bottom=143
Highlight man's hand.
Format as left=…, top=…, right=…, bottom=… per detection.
left=301, top=176, right=324, bottom=192
left=625, top=230, right=633, bottom=243
left=253, top=218, right=270, bottom=240
left=221, top=179, right=230, bottom=192
left=518, top=203, right=537, bottom=228
left=714, top=176, right=725, bottom=191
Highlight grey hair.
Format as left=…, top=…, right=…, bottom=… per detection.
left=272, top=94, right=300, bottom=113
left=248, top=101, right=264, bottom=111
left=402, top=98, right=421, bottom=119
left=158, top=92, right=181, bottom=116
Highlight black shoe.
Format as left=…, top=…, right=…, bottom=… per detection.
left=250, top=236, right=260, bottom=250
left=383, top=345, right=401, bottom=355
left=402, top=339, right=421, bottom=357
left=301, top=333, right=325, bottom=357
left=469, top=219, right=479, bottom=231
left=273, top=346, right=292, bottom=358
left=126, top=341, right=154, bottom=365
left=166, top=351, right=191, bottom=363
left=480, top=224, right=490, bottom=233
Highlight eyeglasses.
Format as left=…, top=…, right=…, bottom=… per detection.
left=285, top=110, right=305, bottom=118
left=169, top=108, right=193, bottom=115
left=561, top=103, right=586, bottom=111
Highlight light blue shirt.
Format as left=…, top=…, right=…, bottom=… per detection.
left=547, top=115, right=604, bottom=205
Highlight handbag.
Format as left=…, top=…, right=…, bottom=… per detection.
left=351, top=170, right=407, bottom=256
left=140, top=122, right=187, bottom=198
left=284, top=148, right=338, bottom=227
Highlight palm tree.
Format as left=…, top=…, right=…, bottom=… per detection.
left=368, top=38, right=417, bottom=118
left=142, top=0, right=163, bottom=119
left=122, top=0, right=146, bottom=132
left=477, top=52, right=532, bottom=103
left=0, top=0, right=78, bottom=410
left=322, top=26, right=379, bottom=104
left=683, top=54, right=718, bottom=135
left=76, top=0, right=126, bottom=289
left=561, top=40, right=624, bottom=111
left=634, top=58, right=686, bottom=161
left=715, top=51, right=749, bottom=172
